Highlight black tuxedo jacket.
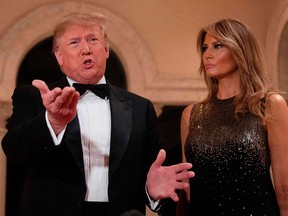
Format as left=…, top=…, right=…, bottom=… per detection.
left=2, top=76, right=162, bottom=216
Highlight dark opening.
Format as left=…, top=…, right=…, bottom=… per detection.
left=158, top=105, right=186, bottom=216
left=17, top=36, right=127, bottom=89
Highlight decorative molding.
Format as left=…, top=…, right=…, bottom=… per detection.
left=265, top=0, right=288, bottom=89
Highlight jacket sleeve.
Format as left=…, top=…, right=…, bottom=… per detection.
left=1, top=86, right=58, bottom=167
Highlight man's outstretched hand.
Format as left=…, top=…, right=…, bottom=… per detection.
left=32, top=79, right=79, bottom=135
left=146, top=149, right=195, bottom=202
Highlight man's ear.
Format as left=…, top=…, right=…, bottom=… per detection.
left=54, top=50, right=63, bottom=66
left=105, top=46, right=110, bottom=59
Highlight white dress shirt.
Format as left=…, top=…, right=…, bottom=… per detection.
left=47, top=76, right=111, bottom=202
left=46, top=76, right=160, bottom=209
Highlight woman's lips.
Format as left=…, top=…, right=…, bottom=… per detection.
left=205, top=64, right=215, bottom=70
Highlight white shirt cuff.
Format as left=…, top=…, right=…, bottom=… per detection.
left=145, top=186, right=161, bottom=211
left=45, top=111, right=66, bottom=145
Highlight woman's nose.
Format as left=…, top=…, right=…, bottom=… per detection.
left=203, top=51, right=212, bottom=60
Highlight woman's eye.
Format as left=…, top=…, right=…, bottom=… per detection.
left=202, top=46, right=208, bottom=52
left=214, top=43, right=222, bottom=49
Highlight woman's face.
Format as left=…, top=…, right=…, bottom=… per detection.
left=202, top=33, right=238, bottom=80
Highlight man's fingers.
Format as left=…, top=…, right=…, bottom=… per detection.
left=59, top=89, right=79, bottom=110
left=70, top=92, right=80, bottom=110
left=64, top=90, right=79, bottom=109
left=32, top=79, right=49, bottom=94
left=58, top=87, right=77, bottom=103
left=153, top=149, right=166, bottom=167
left=173, top=162, right=193, bottom=173
left=174, top=181, right=190, bottom=190
left=176, top=170, right=195, bottom=181
left=170, top=192, right=179, bottom=202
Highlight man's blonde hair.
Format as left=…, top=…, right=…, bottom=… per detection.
left=52, top=12, right=109, bottom=52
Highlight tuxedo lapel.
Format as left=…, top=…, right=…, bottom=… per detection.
left=108, top=88, right=132, bottom=180
left=49, top=77, right=85, bottom=178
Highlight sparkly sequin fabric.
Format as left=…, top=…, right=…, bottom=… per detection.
left=185, top=96, right=279, bottom=216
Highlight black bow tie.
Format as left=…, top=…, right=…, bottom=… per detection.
left=73, top=83, right=109, bottom=99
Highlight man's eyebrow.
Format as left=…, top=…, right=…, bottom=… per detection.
left=86, top=33, right=99, bottom=38
left=68, top=36, right=80, bottom=41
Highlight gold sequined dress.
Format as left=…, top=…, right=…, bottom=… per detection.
left=185, top=96, right=280, bottom=215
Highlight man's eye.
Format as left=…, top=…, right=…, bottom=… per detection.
left=69, top=41, right=77, bottom=45
left=89, top=37, right=98, bottom=43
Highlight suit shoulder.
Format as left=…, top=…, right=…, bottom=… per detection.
left=13, top=84, right=40, bottom=98
left=109, top=84, right=151, bottom=102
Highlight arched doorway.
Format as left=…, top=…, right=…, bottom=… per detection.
left=16, top=36, right=127, bottom=88
left=278, top=22, right=288, bottom=93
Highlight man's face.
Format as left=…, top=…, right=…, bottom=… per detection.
left=54, top=24, right=109, bottom=84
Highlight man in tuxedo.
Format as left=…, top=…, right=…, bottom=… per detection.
left=2, top=12, right=194, bottom=216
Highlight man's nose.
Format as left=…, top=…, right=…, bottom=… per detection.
left=81, top=42, right=92, bottom=55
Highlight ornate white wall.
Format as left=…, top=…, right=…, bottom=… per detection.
left=0, top=2, right=206, bottom=216
left=265, top=0, right=288, bottom=92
